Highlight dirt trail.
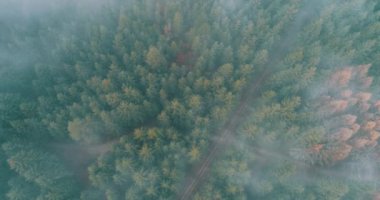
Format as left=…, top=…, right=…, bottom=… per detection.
left=176, top=3, right=318, bottom=198
left=177, top=69, right=271, bottom=200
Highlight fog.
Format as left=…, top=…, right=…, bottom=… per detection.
left=0, top=0, right=379, bottom=199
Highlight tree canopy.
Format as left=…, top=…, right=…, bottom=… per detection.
left=0, top=0, right=379, bottom=199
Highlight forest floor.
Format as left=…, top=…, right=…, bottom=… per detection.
left=50, top=139, right=117, bottom=185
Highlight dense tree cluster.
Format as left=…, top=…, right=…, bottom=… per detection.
left=0, top=0, right=379, bottom=199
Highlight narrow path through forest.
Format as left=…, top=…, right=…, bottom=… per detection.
left=177, top=69, right=271, bottom=200
left=177, top=4, right=317, bottom=199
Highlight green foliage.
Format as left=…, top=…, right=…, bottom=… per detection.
left=0, top=0, right=379, bottom=199
left=6, top=177, right=39, bottom=200
left=2, top=142, right=80, bottom=199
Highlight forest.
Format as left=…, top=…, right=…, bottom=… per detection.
left=0, top=0, right=380, bottom=199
